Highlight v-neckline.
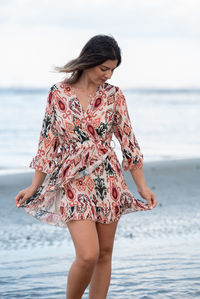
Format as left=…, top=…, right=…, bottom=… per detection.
left=68, top=83, right=103, bottom=114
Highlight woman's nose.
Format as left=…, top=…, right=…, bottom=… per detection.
left=105, top=70, right=112, bottom=79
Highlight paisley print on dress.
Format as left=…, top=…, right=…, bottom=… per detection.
left=20, top=81, right=149, bottom=227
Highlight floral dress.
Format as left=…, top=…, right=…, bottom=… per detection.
left=21, top=81, right=150, bottom=227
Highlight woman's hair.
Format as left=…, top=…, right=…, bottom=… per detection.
left=53, top=34, right=121, bottom=84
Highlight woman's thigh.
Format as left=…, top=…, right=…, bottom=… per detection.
left=67, top=220, right=100, bottom=261
left=96, top=220, right=119, bottom=256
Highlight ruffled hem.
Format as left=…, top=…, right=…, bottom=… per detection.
left=60, top=199, right=149, bottom=225
left=21, top=192, right=150, bottom=228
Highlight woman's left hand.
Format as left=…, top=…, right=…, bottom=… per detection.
left=137, top=185, right=157, bottom=210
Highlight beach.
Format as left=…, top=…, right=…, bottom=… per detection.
left=1, top=2, right=200, bottom=296
left=1, top=158, right=200, bottom=298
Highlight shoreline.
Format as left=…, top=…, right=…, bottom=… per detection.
left=1, top=157, right=200, bottom=226
left=0, top=156, right=200, bottom=176
left=1, top=156, right=200, bottom=253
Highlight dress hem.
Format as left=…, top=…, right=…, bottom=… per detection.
left=22, top=200, right=150, bottom=228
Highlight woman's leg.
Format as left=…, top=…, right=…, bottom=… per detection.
left=66, top=219, right=100, bottom=299
left=89, top=220, right=119, bottom=299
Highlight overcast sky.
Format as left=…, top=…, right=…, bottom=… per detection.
left=1, top=0, right=200, bottom=88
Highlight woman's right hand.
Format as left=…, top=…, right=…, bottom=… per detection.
left=15, top=185, right=38, bottom=208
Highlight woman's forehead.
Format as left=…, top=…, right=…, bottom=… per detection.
left=100, top=59, right=118, bottom=68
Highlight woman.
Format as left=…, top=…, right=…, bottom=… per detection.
left=15, top=34, right=157, bottom=299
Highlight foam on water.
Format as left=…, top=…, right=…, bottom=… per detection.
left=1, top=207, right=200, bottom=252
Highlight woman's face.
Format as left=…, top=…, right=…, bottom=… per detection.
left=86, top=59, right=118, bottom=85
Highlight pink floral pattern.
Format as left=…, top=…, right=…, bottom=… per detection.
left=21, top=81, right=149, bottom=227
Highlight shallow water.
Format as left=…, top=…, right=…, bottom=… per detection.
left=1, top=236, right=200, bottom=298
left=1, top=200, right=200, bottom=298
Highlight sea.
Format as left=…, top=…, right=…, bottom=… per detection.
left=0, top=86, right=200, bottom=174
left=0, top=86, right=200, bottom=298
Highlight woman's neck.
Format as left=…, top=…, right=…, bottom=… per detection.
left=72, top=74, right=99, bottom=94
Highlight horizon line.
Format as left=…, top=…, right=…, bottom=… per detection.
left=1, top=86, right=200, bottom=94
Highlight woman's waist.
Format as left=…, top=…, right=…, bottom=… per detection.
left=57, top=138, right=116, bottom=162
left=48, top=138, right=117, bottom=189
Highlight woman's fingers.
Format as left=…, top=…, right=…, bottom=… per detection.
left=17, top=196, right=27, bottom=207
left=15, top=190, right=28, bottom=207
left=15, top=191, right=24, bottom=206
left=138, top=187, right=157, bottom=210
left=146, top=192, right=157, bottom=209
left=151, top=192, right=157, bottom=208
left=15, top=186, right=37, bottom=208
left=146, top=195, right=153, bottom=209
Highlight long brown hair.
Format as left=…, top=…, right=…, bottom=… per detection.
left=52, top=34, right=121, bottom=84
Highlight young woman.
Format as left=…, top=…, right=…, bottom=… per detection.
left=15, top=34, right=157, bottom=299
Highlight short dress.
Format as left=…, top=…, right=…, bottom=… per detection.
left=20, top=81, right=150, bottom=227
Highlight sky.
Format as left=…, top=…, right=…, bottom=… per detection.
left=1, top=0, right=200, bottom=89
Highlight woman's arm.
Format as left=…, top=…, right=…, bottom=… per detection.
left=130, top=167, right=157, bottom=209
left=112, top=87, right=144, bottom=171
left=31, top=170, right=47, bottom=189
left=112, top=86, right=157, bottom=210
left=130, top=167, right=146, bottom=189
left=29, top=87, right=60, bottom=174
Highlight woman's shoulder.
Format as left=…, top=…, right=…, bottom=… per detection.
left=103, top=82, right=121, bottom=95
left=48, top=81, right=74, bottom=99
left=49, top=81, right=122, bottom=95
left=49, top=81, right=67, bottom=91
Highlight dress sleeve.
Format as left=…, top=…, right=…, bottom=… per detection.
left=29, top=87, right=60, bottom=174
left=112, top=87, right=143, bottom=171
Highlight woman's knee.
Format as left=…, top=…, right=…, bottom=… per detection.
left=76, top=248, right=99, bottom=268
left=67, top=220, right=100, bottom=267
left=96, top=221, right=119, bottom=262
left=98, top=245, right=113, bottom=262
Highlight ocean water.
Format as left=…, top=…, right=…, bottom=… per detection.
left=1, top=236, right=200, bottom=298
left=0, top=86, right=200, bottom=173
left=1, top=87, right=200, bottom=298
